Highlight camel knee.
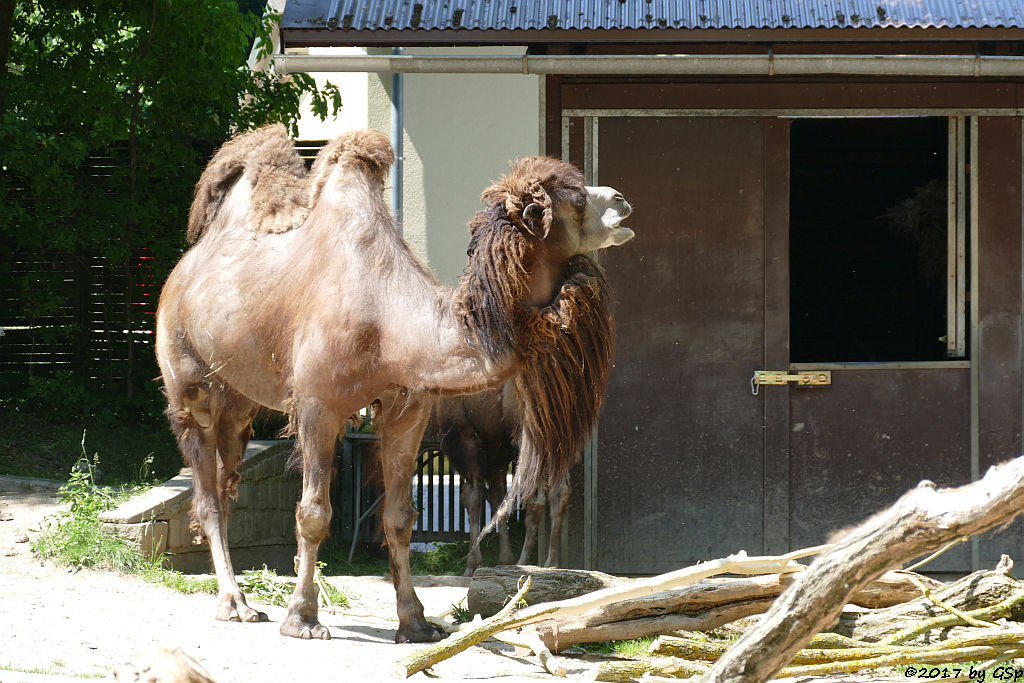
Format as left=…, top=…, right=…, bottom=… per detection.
left=295, top=501, right=332, bottom=543
left=383, top=503, right=418, bottom=538
left=461, top=479, right=483, bottom=518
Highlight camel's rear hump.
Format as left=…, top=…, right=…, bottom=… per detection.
left=308, top=129, right=394, bottom=207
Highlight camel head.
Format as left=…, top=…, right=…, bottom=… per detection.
left=576, top=185, right=634, bottom=251
left=476, top=156, right=633, bottom=261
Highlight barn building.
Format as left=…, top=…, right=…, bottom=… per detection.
left=275, top=0, right=1024, bottom=574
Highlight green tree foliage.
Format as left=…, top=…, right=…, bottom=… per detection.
left=0, top=0, right=340, bottom=403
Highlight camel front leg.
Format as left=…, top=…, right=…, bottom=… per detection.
left=281, top=399, right=339, bottom=640
left=380, top=391, right=441, bottom=643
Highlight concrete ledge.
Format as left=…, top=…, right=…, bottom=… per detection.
left=99, top=473, right=192, bottom=525
left=103, top=521, right=168, bottom=556
left=100, top=440, right=299, bottom=572
left=165, top=544, right=298, bottom=575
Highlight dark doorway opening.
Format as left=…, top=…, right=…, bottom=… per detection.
left=790, top=118, right=951, bottom=363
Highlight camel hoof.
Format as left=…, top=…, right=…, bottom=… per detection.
left=241, top=607, right=269, bottom=623
left=396, top=623, right=443, bottom=644
left=280, top=614, right=331, bottom=641
left=216, top=599, right=268, bottom=624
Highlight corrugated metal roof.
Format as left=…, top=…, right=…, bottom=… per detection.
left=281, top=0, right=1024, bottom=33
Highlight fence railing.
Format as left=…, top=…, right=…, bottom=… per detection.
left=333, top=430, right=513, bottom=554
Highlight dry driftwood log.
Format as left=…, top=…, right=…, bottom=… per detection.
left=541, top=598, right=778, bottom=652
left=832, top=560, right=1024, bottom=642
left=592, top=656, right=708, bottom=681
left=467, top=565, right=627, bottom=618
left=470, top=566, right=942, bottom=622
left=699, top=454, right=1024, bottom=683
left=526, top=569, right=941, bottom=652
left=401, top=549, right=815, bottom=676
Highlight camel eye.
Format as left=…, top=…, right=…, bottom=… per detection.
left=575, top=194, right=588, bottom=212
left=613, top=194, right=625, bottom=203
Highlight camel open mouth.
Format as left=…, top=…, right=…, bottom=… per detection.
left=608, top=224, right=635, bottom=246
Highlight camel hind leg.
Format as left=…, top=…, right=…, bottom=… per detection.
left=379, top=391, right=441, bottom=643
left=281, top=397, right=342, bottom=640
left=441, top=424, right=486, bottom=577
left=483, top=444, right=516, bottom=566
left=543, top=473, right=570, bottom=568
left=166, top=377, right=266, bottom=623
left=517, top=483, right=546, bottom=565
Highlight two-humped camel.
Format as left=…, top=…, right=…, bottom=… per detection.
left=156, top=125, right=633, bottom=642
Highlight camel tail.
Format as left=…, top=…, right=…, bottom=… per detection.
left=187, top=124, right=307, bottom=243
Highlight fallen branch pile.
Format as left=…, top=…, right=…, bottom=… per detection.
left=397, top=454, right=1024, bottom=681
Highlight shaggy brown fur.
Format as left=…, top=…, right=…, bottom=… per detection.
left=157, top=128, right=632, bottom=644
left=511, top=255, right=614, bottom=507
left=187, top=124, right=310, bottom=242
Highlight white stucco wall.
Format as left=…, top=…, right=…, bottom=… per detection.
left=294, top=47, right=370, bottom=139
left=291, top=46, right=541, bottom=285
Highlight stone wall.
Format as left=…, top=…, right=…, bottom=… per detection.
left=99, top=440, right=301, bottom=573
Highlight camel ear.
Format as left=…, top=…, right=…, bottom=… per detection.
left=523, top=203, right=544, bottom=222
left=522, top=202, right=549, bottom=238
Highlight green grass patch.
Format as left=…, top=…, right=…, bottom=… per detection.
left=140, top=566, right=219, bottom=595
left=0, top=662, right=104, bottom=679
left=239, top=564, right=351, bottom=609
left=28, top=453, right=212, bottom=596
left=571, top=637, right=658, bottom=658
left=31, top=450, right=157, bottom=573
left=31, top=453, right=352, bottom=611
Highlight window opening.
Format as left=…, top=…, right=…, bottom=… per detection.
left=789, top=117, right=965, bottom=363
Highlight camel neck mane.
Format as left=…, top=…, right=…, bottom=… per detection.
left=452, top=202, right=534, bottom=363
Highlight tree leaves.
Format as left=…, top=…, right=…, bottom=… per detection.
left=0, top=0, right=341, bottom=394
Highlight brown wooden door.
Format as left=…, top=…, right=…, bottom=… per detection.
left=592, top=116, right=771, bottom=573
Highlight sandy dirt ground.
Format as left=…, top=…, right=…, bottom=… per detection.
left=0, top=476, right=585, bottom=683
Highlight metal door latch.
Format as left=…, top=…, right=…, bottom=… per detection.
left=751, top=370, right=831, bottom=395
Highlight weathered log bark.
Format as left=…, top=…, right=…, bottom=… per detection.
left=699, top=454, right=1024, bottom=683
left=470, top=566, right=942, bottom=621
left=404, top=549, right=814, bottom=676
left=593, top=656, right=708, bottom=681
left=467, top=565, right=627, bottom=618
left=845, top=569, right=946, bottom=609
left=656, top=626, right=1024, bottom=669
left=525, top=569, right=940, bottom=651
left=538, top=599, right=777, bottom=652
left=832, top=565, right=1024, bottom=642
